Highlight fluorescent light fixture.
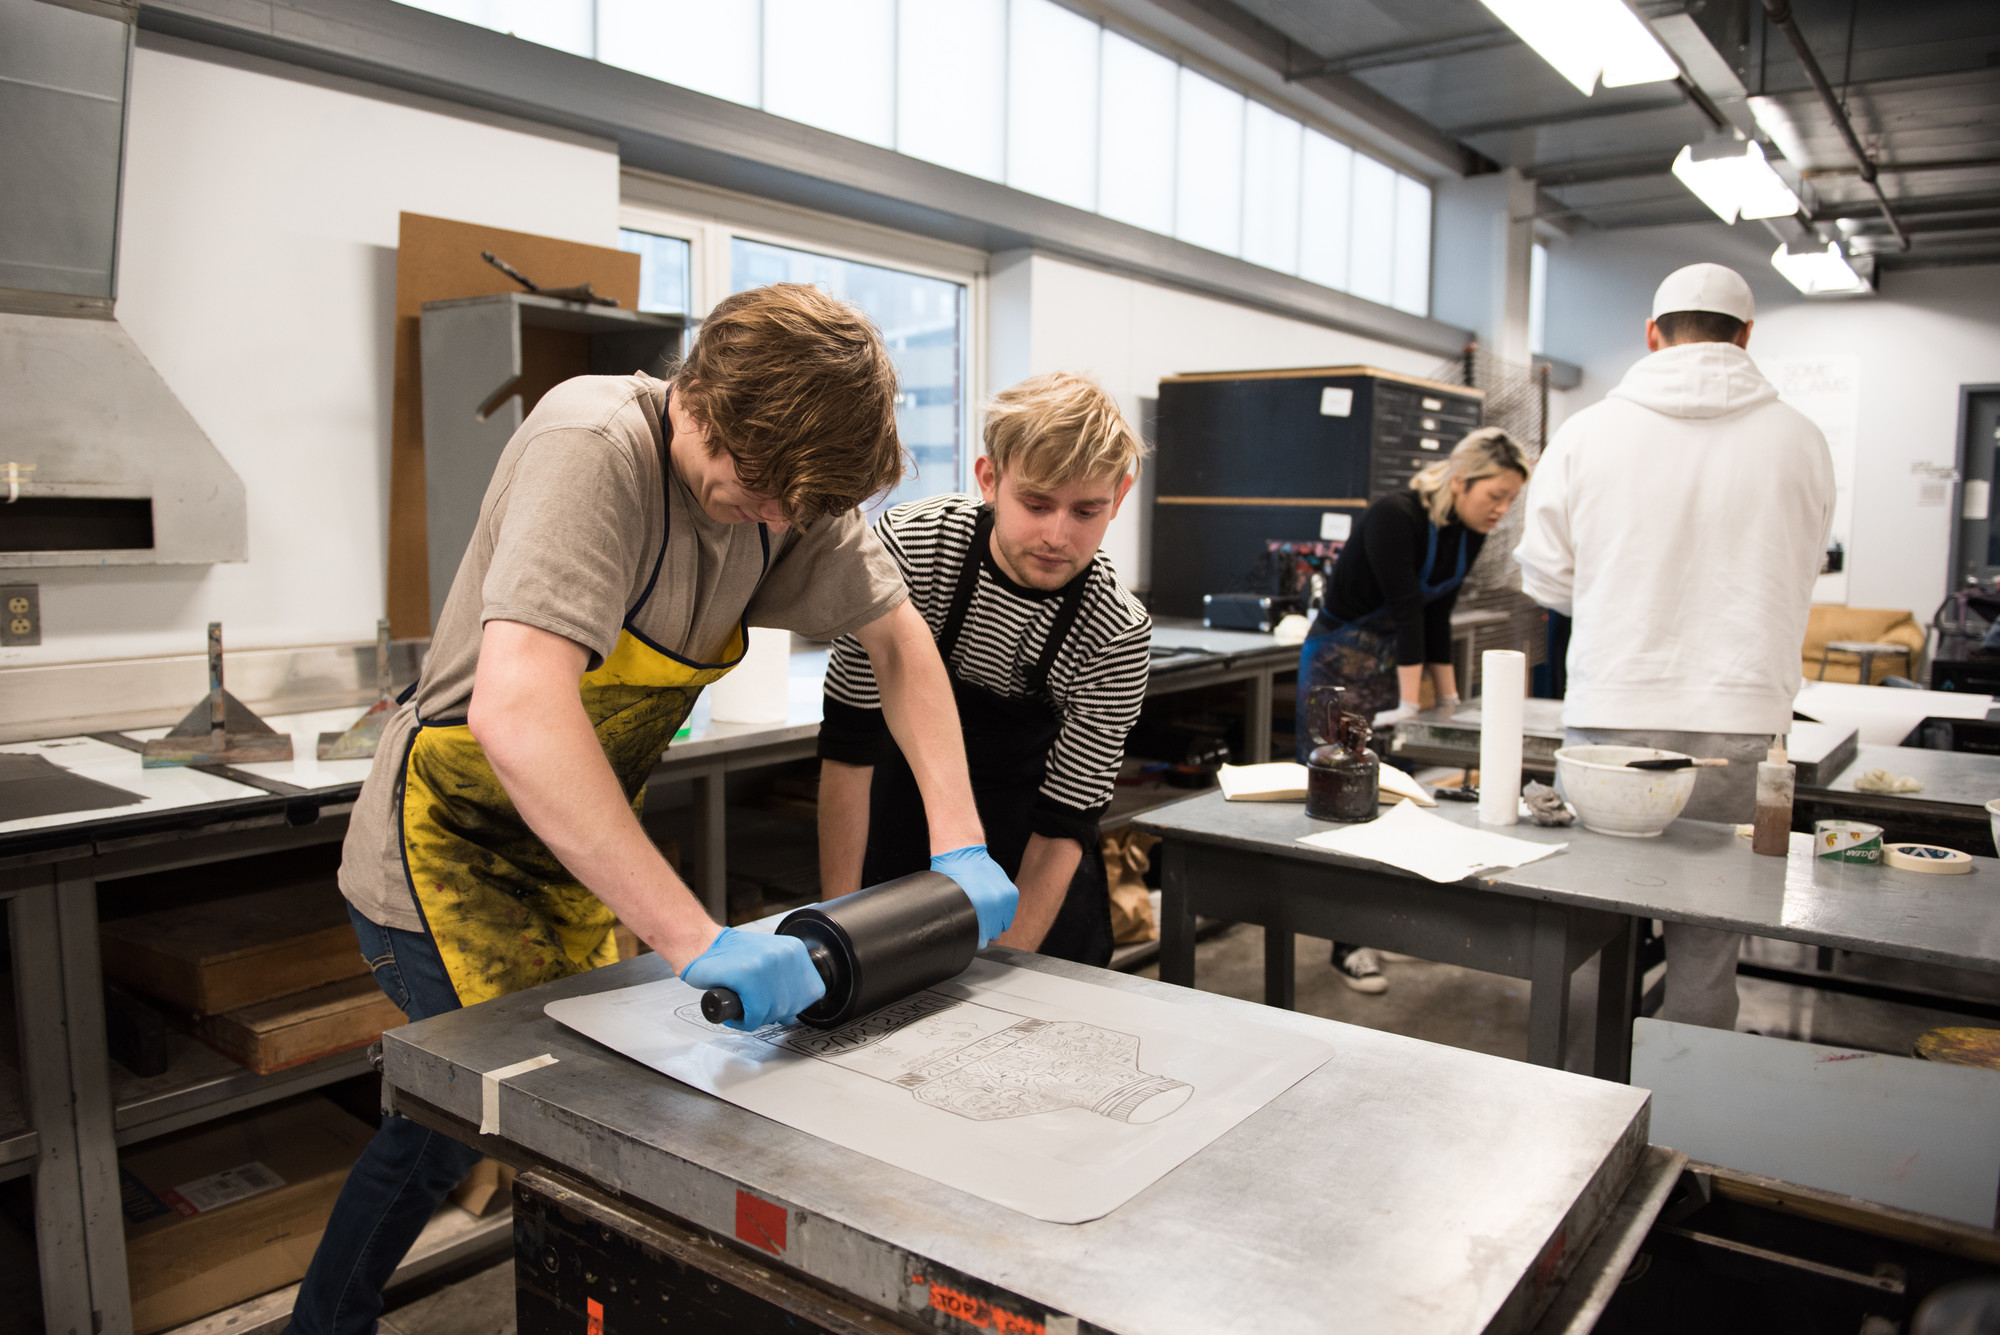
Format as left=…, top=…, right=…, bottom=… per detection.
left=1671, top=138, right=1802, bottom=223
left=1771, top=239, right=1872, bottom=297
left=1478, top=0, right=1679, bottom=96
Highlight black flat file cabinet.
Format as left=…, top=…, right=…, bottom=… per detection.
left=1149, top=366, right=1484, bottom=618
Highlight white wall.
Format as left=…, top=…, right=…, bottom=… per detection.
left=10, top=37, right=620, bottom=668
left=991, top=251, right=1448, bottom=588
left=1543, top=220, right=2000, bottom=620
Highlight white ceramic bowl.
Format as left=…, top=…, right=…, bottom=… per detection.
left=1986, top=797, right=2000, bottom=858
left=1553, top=746, right=1698, bottom=838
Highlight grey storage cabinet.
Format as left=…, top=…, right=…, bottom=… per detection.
left=419, top=294, right=686, bottom=630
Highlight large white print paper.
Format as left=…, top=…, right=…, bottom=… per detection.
left=545, top=959, right=1334, bottom=1223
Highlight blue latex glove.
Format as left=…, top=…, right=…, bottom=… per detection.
left=680, top=928, right=825, bottom=1031
left=930, top=844, right=1019, bottom=948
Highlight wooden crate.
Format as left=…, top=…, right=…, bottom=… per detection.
left=194, top=976, right=403, bottom=1075
left=101, top=883, right=368, bottom=1016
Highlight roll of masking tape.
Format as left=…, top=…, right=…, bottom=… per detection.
left=1884, top=843, right=1974, bottom=874
left=1815, top=820, right=1884, bottom=863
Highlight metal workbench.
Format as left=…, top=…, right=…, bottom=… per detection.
left=0, top=625, right=1299, bottom=1335
left=1144, top=618, right=1297, bottom=764
left=381, top=948, right=1668, bottom=1335
left=1798, top=742, right=2000, bottom=847
left=1136, top=793, right=2000, bottom=1082
left=1387, top=700, right=1859, bottom=785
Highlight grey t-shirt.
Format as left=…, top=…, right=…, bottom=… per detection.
left=339, top=373, right=905, bottom=930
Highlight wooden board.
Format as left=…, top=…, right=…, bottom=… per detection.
left=100, top=883, right=368, bottom=1016
left=195, top=975, right=404, bottom=1075
left=388, top=212, right=641, bottom=637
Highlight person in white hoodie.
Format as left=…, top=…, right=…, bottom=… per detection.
left=1514, top=262, right=1834, bottom=1029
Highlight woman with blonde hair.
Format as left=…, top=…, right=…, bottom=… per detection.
left=1296, top=425, right=1531, bottom=992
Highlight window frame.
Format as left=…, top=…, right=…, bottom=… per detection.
left=621, top=170, right=988, bottom=498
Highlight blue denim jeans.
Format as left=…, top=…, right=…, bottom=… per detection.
left=286, top=906, right=484, bottom=1335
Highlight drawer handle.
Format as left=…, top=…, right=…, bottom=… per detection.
left=1422, top=397, right=1443, bottom=410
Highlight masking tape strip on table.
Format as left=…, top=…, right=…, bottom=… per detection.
left=1883, top=843, right=1975, bottom=874
left=480, top=1053, right=558, bottom=1135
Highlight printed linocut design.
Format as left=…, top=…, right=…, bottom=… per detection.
left=676, top=991, right=1193, bottom=1125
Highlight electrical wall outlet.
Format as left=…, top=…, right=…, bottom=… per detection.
left=1, top=585, right=39, bottom=646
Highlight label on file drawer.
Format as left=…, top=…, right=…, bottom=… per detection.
left=1319, top=387, right=1354, bottom=417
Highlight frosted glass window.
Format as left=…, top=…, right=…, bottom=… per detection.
left=1298, top=129, right=1354, bottom=292
left=1348, top=154, right=1397, bottom=306
left=1174, top=67, right=1246, bottom=256
left=1240, top=102, right=1303, bottom=274
left=1097, top=30, right=1178, bottom=235
left=1007, top=0, right=1101, bottom=212
left=401, top=0, right=594, bottom=55
left=1391, top=174, right=1432, bottom=316
left=598, top=0, right=760, bottom=108
left=731, top=239, right=967, bottom=513
left=764, top=0, right=895, bottom=148
left=1529, top=242, right=1548, bottom=355
left=619, top=229, right=692, bottom=316
left=897, top=0, right=1007, bottom=181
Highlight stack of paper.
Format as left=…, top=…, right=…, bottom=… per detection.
left=1296, top=800, right=1565, bottom=882
left=1217, top=762, right=1435, bottom=807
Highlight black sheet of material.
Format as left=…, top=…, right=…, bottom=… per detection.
left=0, top=753, right=145, bottom=822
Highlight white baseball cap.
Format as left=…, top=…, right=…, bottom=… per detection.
left=1650, top=263, right=1756, bottom=322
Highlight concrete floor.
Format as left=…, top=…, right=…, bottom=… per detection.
left=376, top=923, right=1999, bottom=1334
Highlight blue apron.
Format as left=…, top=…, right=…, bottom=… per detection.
left=1295, top=520, right=1468, bottom=760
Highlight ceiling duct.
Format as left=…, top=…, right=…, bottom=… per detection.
left=0, top=0, right=246, bottom=567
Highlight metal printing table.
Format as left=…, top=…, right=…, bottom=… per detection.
left=1135, top=793, right=2000, bottom=1082
left=1145, top=618, right=1297, bottom=764
left=1799, top=742, right=2000, bottom=848
left=0, top=627, right=1304, bottom=1335
left=381, top=948, right=1677, bottom=1335
left=1388, top=700, right=1859, bottom=785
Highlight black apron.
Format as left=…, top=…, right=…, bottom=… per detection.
left=861, top=507, right=1113, bottom=967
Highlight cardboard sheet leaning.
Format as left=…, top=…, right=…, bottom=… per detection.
left=546, top=958, right=1334, bottom=1223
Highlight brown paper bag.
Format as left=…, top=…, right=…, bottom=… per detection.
left=1103, top=829, right=1160, bottom=946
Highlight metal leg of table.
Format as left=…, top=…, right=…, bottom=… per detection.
left=1526, top=905, right=1574, bottom=1069
left=1158, top=843, right=1197, bottom=989
left=55, top=868, right=133, bottom=1335
left=691, top=763, right=728, bottom=922
left=1245, top=670, right=1274, bottom=765
left=9, top=873, right=93, bottom=1335
left=1593, top=919, right=1639, bottom=1084
left=1263, top=927, right=1297, bottom=1010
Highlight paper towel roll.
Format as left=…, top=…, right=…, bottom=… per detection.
left=1478, top=650, right=1525, bottom=827
left=709, top=626, right=790, bottom=725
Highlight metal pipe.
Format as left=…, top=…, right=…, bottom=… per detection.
left=1757, top=0, right=1911, bottom=250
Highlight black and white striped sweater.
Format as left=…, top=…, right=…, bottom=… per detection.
left=819, top=493, right=1151, bottom=844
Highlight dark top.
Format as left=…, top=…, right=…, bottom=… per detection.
left=1326, top=488, right=1482, bottom=665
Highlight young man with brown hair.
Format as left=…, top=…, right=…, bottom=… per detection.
left=817, top=372, right=1151, bottom=965
left=294, top=284, right=1016, bottom=1335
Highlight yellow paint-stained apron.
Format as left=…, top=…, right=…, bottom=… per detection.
left=398, top=531, right=761, bottom=1004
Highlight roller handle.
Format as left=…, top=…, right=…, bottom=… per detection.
left=700, top=988, right=743, bottom=1025
left=697, top=938, right=837, bottom=1027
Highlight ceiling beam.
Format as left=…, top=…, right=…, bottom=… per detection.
left=1446, top=91, right=1689, bottom=139
left=1283, top=28, right=1518, bottom=80
left=1529, top=153, right=1680, bottom=187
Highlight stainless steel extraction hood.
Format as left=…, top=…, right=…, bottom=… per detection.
left=0, top=0, right=246, bottom=567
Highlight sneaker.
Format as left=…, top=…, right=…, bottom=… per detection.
left=1335, top=946, right=1388, bottom=994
